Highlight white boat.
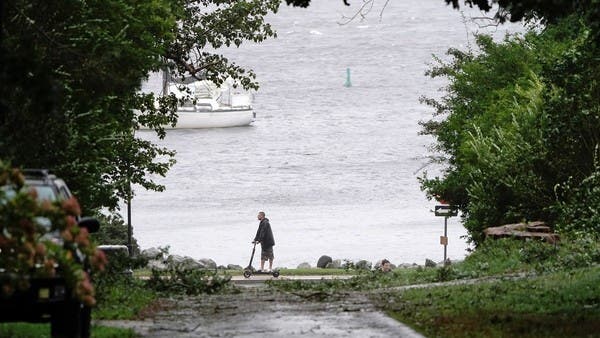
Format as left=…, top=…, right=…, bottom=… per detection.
left=144, top=79, right=255, bottom=129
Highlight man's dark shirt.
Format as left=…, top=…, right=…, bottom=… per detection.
left=254, top=218, right=275, bottom=248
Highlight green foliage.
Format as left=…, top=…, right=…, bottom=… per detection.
left=269, top=242, right=600, bottom=336
left=284, top=0, right=600, bottom=42
left=92, top=240, right=161, bottom=320
left=95, top=243, right=149, bottom=279
left=0, top=0, right=286, bottom=213
left=268, top=268, right=440, bottom=294
left=0, top=0, right=178, bottom=212
left=270, top=238, right=600, bottom=294
left=91, top=325, right=139, bottom=338
left=141, top=246, right=235, bottom=295
left=146, top=267, right=235, bottom=295
left=458, top=239, right=533, bottom=275
left=452, top=0, right=600, bottom=46
left=541, top=26, right=600, bottom=184
left=94, top=276, right=157, bottom=320
left=420, top=17, right=600, bottom=244
left=342, top=259, right=356, bottom=271
left=380, top=267, right=600, bottom=338
left=93, top=247, right=156, bottom=320
left=0, top=323, right=137, bottom=338
left=461, top=237, right=600, bottom=275
left=91, top=245, right=162, bottom=321
left=340, top=259, right=373, bottom=271
left=91, top=213, right=141, bottom=256
left=0, top=164, right=106, bottom=306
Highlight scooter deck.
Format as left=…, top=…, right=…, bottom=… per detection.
left=242, top=268, right=280, bottom=278
left=244, top=243, right=280, bottom=278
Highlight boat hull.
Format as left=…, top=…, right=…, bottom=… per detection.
left=175, top=109, right=254, bottom=129
left=142, top=108, right=255, bottom=129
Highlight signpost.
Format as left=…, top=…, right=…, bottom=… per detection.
left=435, top=205, right=458, bottom=264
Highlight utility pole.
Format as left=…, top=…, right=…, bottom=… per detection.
left=127, top=180, right=132, bottom=258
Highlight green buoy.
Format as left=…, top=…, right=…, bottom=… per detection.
left=344, top=67, right=352, bottom=87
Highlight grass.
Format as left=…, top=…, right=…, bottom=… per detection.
left=266, top=237, right=600, bottom=337
left=269, top=237, right=600, bottom=292
left=94, top=276, right=158, bottom=320
left=0, top=265, right=154, bottom=337
left=83, top=237, right=600, bottom=337
left=0, top=323, right=137, bottom=338
left=379, top=267, right=600, bottom=338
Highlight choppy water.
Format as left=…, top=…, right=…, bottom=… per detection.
left=132, top=0, right=524, bottom=268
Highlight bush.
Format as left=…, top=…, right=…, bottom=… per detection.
left=419, top=17, right=600, bottom=245
left=92, top=244, right=157, bottom=320
left=143, top=247, right=235, bottom=295
left=146, top=266, right=234, bottom=295
left=94, top=275, right=157, bottom=320
left=461, top=237, right=600, bottom=275
left=91, top=213, right=141, bottom=255
left=553, top=158, right=600, bottom=239
left=0, top=164, right=106, bottom=306
left=269, top=238, right=600, bottom=295
left=381, top=267, right=600, bottom=338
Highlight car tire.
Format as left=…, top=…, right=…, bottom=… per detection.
left=80, top=305, right=91, bottom=338
left=51, top=300, right=87, bottom=338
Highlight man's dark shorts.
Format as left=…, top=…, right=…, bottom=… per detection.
left=261, top=246, right=274, bottom=261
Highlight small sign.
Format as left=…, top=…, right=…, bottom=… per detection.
left=435, top=205, right=458, bottom=217
left=38, top=288, right=50, bottom=300
left=440, top=236, right=448, bottom=245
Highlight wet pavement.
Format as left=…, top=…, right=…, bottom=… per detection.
left=97, top=286, right=424, bottom=337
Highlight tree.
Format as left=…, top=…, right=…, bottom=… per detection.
left=0, top=163, right=107, bottom=306
left=0, top=0, right=289, bottom=213
left=289, top=0, right=600, bottom=41
left=1, top=0, right=176, bottom=212
left=445, top=1, right=599, bottom=25
left=420, top=17, right=600, bottom=244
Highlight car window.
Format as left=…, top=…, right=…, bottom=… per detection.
left=29, top=185, right=58, bottom=202
left=1, top=184, right=58, bottom=202
left=0, top=186, right=16, bottom=200
left=58, top=186, right=71, bottom=200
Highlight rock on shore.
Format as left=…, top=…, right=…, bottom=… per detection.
left=317, top=255, right=332, bottom=268
left=139, top=246, right=455, bottom=272
left=141, top=247, right=218, bottom=271
left=484, top=221, right=559, bottom=243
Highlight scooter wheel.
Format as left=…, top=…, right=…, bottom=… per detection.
left=272, top=270, right=280, bottom=278
left=243, top=270, right=252, bottom=278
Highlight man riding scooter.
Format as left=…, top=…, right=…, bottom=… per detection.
left=243, top=211, right=279, bottom=278
left=253, top=211, right=275, bottom=272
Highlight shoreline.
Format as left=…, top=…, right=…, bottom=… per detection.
left=134, top=246, right=460, bottom=275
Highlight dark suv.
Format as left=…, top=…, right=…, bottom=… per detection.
left=0, top=169, right=100, bottom=338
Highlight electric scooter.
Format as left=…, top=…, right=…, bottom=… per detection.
left=243, top=242, right=280, bottom=278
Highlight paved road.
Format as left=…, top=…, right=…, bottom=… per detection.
left=97, top=286, right=424, bottom=338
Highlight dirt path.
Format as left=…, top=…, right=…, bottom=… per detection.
left=97, top=286, right=424, bottom=337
